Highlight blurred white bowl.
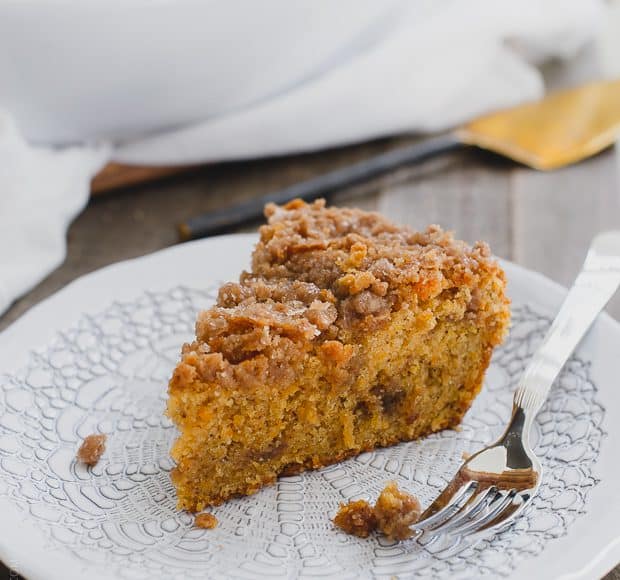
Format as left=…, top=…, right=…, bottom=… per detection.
left=0, top=0, right=403, bottom=145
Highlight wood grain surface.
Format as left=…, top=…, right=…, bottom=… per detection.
left=91, top=161, right=197, bottom=194
left=1, top=50, right=619, bottom=580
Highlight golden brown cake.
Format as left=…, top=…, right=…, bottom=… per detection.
left=167, top=199, right=510, bottom=511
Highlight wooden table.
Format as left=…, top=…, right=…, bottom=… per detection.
left=1, top=56, right=619, bottom=580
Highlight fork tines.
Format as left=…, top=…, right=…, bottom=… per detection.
left=414, top=482, right=528, bottom=539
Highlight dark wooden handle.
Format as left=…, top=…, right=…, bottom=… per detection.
left=178, top=133, right=461, bottom=240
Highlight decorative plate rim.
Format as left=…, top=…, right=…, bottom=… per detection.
left=0, top=233, right=619, bottom=580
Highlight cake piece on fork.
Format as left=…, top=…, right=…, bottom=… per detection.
left=167, top=199, right=510, bottom=511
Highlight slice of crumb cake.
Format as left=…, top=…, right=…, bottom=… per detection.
left=167, top=200, right=510, bottom=511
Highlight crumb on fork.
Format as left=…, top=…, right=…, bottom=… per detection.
left=333, top=499, right=377, bottom=538
left=77, top=434, right=107, bottom=466
left=195, top=513, right=218, bottom=529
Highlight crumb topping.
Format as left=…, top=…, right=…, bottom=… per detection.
left=182, top=199, right=503, bottom=370
left=254, top=199, right=495, bottom=305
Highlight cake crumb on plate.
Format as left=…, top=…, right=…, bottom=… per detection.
left=334, top=481, right=421, bottom=541
left=333, top=499, right=377, bottom=538
left=76, top=434, right=106, bottom=466
left=374, top=481, right=422, bottom=540
left=195, top=513, right=218, bottom=529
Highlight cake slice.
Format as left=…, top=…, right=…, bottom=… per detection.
left=167, top=200, right=510, bottom=511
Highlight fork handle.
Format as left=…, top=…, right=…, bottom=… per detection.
left=514, top=231, right=620, bottom=415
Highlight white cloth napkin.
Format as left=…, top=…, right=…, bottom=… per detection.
left=0, top=115, right=110, bottom=315
left=0, top=0, right=604, bottom=315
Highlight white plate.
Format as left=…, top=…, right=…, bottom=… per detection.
left=0, top=234, right=619, bottom=580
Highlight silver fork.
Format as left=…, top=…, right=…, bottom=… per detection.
left=412, top=231, right=620, bottom=541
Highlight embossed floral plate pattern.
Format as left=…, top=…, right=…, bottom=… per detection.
left=0, top=234, right=619, bottom=580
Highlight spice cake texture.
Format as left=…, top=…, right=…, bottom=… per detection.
left=167, top=200, right=510, bottom=511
